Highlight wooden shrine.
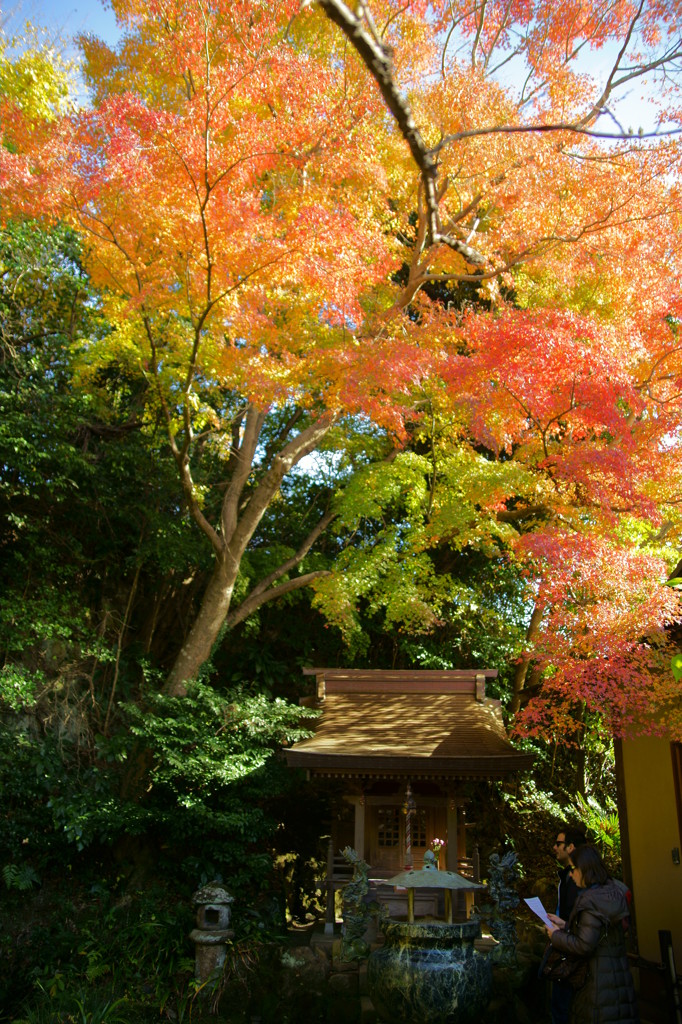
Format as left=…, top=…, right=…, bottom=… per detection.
left=283, top=668, right=534, bottom=929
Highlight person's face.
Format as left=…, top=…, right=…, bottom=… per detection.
left=570, top=864, right=584, bottom=888
left=553, top=833, right=575, bottom=866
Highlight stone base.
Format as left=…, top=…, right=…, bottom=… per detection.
left=359, top=995, right=378, bottom=1024
left=190, top=929, right=235, bottom=983
left=368, top=921, right=492, bottom=1024
left=328, top=996, right=360, bottom=1024
left=210, top=922, right=560, bottom=1024
left=311, top=924, right=338, bottom=956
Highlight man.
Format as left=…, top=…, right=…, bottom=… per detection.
left=554, top=826, right=587, bottom=919
left=550, top=825, right=587, bottom=1024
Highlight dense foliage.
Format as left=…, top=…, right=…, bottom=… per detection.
left=0, top=220, right=321, bottom=1020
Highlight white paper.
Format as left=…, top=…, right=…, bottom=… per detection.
left=524, top=897, right=553, bottom=928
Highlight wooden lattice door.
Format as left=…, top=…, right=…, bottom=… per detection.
left=369, top=805, right=438, bottom=873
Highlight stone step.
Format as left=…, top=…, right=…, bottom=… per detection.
left=328, top=970, right=359, bottom=996
left=359, top=995, right=377, bottom=1024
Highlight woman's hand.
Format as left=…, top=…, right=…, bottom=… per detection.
left=547, top=913, right=565, bottom=928
left=545, top=923, right=558, bottom=937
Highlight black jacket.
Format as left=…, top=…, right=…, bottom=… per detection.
left=557, top=864, right=580, bottom=921
left=551, top=880, right=638, bottom=1023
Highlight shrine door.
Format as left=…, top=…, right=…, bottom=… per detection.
left=369, top=805, right=439, bottom=874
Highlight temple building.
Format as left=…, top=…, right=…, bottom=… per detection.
left=284, top=668, right=534, bottom=928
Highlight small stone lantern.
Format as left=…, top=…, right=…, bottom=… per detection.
left=189, top=883, right=234, bottom=982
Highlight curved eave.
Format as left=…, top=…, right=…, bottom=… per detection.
left=283, top=750, right=535, bottom=778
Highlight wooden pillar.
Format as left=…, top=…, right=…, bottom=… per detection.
left=457, top=804, right=467, bottom=863
left=404, top=780, right=415, bottom=869
left=353, top=796, right=366, bottom=861
left=447, top=797, right=463, bottom=918
left=457, top=804, right=473, bottom=918
left=446, top=799, right=458, bottom=872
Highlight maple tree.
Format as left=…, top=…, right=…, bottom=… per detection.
left=2, top=0, right=682, bottom=739
left=307, top=0, right=682, bottom=742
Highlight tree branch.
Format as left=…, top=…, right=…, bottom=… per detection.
left=509, top=603, right=544, bottom=715
left=225, top=570, right=332, bottom=629
left=221, top=403, right=268, bottom=546
left=225, top=413, right=336, bottom=571
left=432, top=120, right=682, bottom=157
left=496, top=504, right=549, bottom=523
left=225, top=507, right=337, bottom=628
left=315, top=0, right=486, bottom=266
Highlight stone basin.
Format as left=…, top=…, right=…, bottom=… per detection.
left=368, top=919, right=492, bottom=1024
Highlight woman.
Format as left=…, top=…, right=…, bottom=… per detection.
left=546, top=845, right=639, bottom=1023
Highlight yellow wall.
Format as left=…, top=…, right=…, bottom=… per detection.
left=621, top=738, right=682, bottom=965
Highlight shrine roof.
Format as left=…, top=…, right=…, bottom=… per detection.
left=283, top=669, right=534, bottom=779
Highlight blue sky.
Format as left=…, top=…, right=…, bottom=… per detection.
left=3, top=0, right=121, bottom=45
left=2, top=0, right=664, bottom=133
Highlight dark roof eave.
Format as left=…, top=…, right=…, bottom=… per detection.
left=283, top=750, right=535, bottom=776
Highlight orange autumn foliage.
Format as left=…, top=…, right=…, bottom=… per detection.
left=1, top=0, right=682, bottom=736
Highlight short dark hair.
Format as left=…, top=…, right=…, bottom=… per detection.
left=558, top=825, right=587, bottom=849
left=571, top=845, right=609, bottom=886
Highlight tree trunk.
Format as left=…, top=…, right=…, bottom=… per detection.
left=574, top=707, right=587, bottom=797
left=163, top=558, right=236, bottom=696
left=509, top=603, right=543, bottom=715
left=163, top=410, right=336, bottom=696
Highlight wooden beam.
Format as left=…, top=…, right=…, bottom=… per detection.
left=328, top=679, right=477, bottom=694
left=303, top=667, right=498, bottom=680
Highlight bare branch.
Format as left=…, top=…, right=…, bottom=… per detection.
left=432, top=120, right=682, bottom=157
left=316, top=0, right=487, bottom=266
left=221, top=404, right=268, bottom=546
left=226, top=570, right=332, bottom=629
left=225, top=413, right=337, bottom=571
left=225, top=508, right=336, bottom=627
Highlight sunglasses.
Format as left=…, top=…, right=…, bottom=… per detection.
left=553, top=840, right=566, bottom=847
